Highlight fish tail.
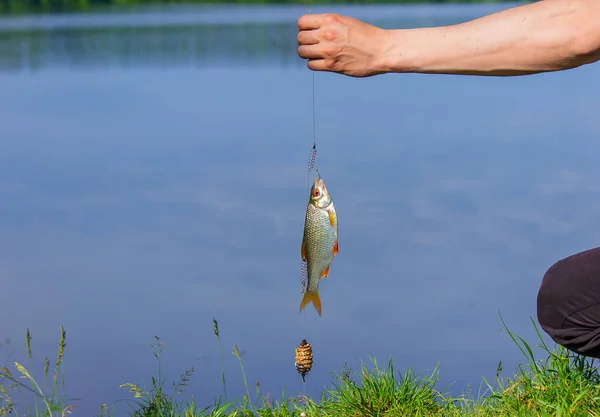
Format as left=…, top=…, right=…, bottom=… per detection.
left=299, top=289, right=322, bottom=317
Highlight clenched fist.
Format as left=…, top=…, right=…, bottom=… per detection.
left=296, top=13, right=391, bottom=77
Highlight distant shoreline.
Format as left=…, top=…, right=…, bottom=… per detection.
left=0, top=0, right=533, bottom=16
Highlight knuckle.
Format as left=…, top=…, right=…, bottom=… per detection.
left=323, top=59, right=338, bottom=71
left=323, top=14, right=338, bottom=25
left=322, top=30, right=336, bottom=42
left=322, top=46, right=338, bottom=57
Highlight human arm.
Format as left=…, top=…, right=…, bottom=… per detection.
left=296, top=0, right=600, bottom=77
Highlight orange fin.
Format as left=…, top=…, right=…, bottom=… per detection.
left=301, top=237, right=306, bottom=260
left=328, top=211, right=335, bottom=227
left=299, top=290, right=322, bottom=316
left=333, top=240, right=338, bottom=256
left=320, top=265, right=330, bottom=279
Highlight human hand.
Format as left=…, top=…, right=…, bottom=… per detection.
left=296, top=13, right=390, bottom=77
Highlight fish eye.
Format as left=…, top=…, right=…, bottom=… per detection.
left=313, top=190, right=320, bottom=197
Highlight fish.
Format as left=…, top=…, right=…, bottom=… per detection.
left=299, top=175, right=339, bottom=316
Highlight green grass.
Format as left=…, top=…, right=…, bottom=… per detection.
left=2, top=313, right=600, bottom=417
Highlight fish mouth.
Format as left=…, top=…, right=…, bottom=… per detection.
left=311, top=179, right=325, bottom=197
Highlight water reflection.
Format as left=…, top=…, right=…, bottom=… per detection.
left=0, top=23, right=294, bottom=71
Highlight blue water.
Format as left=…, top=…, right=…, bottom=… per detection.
left=1, top=2, right=599, bottom=415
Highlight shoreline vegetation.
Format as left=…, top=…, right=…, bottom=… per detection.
left=2, top=315, right=600, bottom=416
left=0, top=0, right=531, bottom=16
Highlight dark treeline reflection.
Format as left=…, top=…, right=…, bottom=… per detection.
left=0, top=23, right=304, bottom=72
left=0, top=0, right=522, bottom=15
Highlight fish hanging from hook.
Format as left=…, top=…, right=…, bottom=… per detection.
left=299, top=171, right=339, bottom=317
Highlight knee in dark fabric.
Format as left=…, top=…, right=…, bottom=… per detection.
left=537, top=247, right=600, bottom=359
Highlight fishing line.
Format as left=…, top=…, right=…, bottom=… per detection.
left=298, top=0, right=317, bottom=400
left=306, top=0, right=318, bottom=192
left=302, top=379, right=306, bottom=408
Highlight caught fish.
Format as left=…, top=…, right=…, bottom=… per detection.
left=299, top=175, right=339, bottom=316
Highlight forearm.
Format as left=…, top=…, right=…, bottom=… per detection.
left=381, top=0, right=600, bottom=76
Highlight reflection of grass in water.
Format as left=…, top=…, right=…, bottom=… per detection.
left=3, top=313, right=600, bottom=416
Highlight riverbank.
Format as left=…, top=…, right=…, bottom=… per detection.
left=2, top=316, right=600, bottom=416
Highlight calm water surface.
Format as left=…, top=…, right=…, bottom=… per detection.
left=1, top=3, right=600, bottom=415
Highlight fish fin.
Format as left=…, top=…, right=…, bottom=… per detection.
left=328, top=211, right=335, bottom=227
left=299, top=290, right=322, bottom=316
left=320, top=265, right=330, bottom=279
left=301, top=237, right=306, bottom=260
left=333, top=239, right=338, bottom=256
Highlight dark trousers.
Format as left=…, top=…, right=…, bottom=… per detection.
left=537, top=247, right=600, bottom=358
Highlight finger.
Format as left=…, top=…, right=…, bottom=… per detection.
left=297, top=30, right=319, bottom=46
left=298, top=14, right=322, bottom=30
left=298, top=45, right=324, bottom=60
left=307, top=59, right=332, bottom=72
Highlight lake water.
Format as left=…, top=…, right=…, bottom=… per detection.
left=1, top=2, right=599, bottom=415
